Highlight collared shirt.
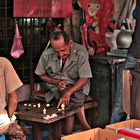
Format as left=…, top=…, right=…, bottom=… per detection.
left=0, top=57, right=23, bottom=115
left=35, top=43, right=92, bottom=102
left=0, top=57, right=23, bottom=134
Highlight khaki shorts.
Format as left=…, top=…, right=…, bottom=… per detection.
left=60, top=89, right=86, bottom=109
left=68, top=91, right=86, bottom=109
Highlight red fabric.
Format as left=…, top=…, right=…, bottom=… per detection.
left=78, top=0, right=89, bottom=12
left=79, top=0, right=114, bottom=54
left=81, top=21, right=95, bottom=55
left=97, top=0, right=114, bottom=51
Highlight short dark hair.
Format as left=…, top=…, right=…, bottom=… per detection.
left=49, top=31, right=70, bottom=45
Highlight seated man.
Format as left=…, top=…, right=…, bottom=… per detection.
left=0, top=57, right=26, bottom=139
left=35, top=30, right=93, bottom=134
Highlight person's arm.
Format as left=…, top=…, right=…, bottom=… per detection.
left=65, top=78, right=88, bottom=96
left=57, top=78, right=88, bottom=108
left=39, top=74, right=60, bottom=86
left=8, top=91, right=18, bottom=119
left=40, top=74, right=67, bottom=92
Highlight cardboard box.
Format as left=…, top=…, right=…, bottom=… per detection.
left=122, top=70, right=131, bottom=115
left=123, top=70, right=140, bottom=119
left=106, top=119, right=140, bottom=131
left=61, top=128, right=136, bottom=140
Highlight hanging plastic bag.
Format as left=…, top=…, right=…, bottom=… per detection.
left=10, top=22, right=24, bottom=59
left=105, top=29, right=120, bottom=50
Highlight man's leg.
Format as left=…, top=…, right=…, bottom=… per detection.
left=76, top=106, right=91, bottom=130
left=66, top=115, right=74, bottom=134
left=66, top=92, right=91, bottom=133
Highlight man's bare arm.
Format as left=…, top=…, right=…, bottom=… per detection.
left=66, top=78, right=88, bottom=95
left=40, top=74, right=60, bottom=86
left=8, top=91, right=18, bottom=118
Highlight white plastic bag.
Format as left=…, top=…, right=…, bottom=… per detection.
left=105, top=30, right=120, bottom=50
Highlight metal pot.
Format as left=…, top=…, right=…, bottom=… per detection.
left=116, top=30, right=133, bottom=49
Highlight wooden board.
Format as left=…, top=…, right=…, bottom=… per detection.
left=15, top=101, right=78, bottom=124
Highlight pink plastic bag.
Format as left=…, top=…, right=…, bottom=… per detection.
left=10, top=22, right=24, bottom=59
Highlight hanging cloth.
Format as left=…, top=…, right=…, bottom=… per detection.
left=79, top=0, right=114, bottom=55
left=10, top=21, right=24, bottom=59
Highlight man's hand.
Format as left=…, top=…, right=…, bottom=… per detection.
left=58, top=81, right=66, bottom=91
left=57, top=91, right=71, bottom=108
left=57, top=78, right=88, bottom=108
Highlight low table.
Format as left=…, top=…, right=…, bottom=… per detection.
left=15, top=101, right=78, bottom=140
